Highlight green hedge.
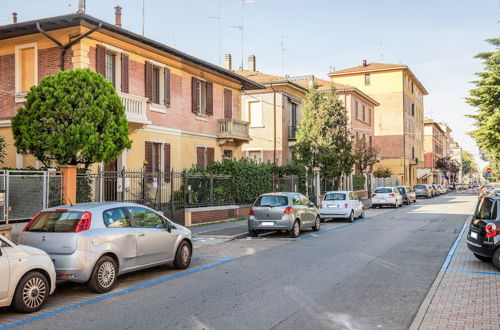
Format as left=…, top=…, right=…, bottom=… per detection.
left=353, top=174, right=365, bottom=190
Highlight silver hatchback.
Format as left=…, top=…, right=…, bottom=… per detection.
left=248, top=192, right=320, bottom=238
left=18, top=202, right=192, bottom=293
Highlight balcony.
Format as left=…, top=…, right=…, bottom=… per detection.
left=288, top=125, right=298, bottom=140
left=217, top=119, right=250, bottom=145
left=118, top=92, right=150, bottom=125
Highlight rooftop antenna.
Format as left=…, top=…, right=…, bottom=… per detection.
left=231, top=0, right=253, bottom=70
left=379, top=38, right=385, bottom=62
left=141, top=0, right=145, bottom=36
left=280, top=35, right=289, bottom=76
left=77, top=0, right=86, bottom=13
left=209, top=1, right=225, bottom=66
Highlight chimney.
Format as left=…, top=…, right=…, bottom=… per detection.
left=12, top=12, right=17, bottom=24
left=248, top=55, right=256, bottom=71
left=362, top=59, right=368, bottom=67
left=224, top=54, right=232, bottom=71
left=308, top=75, right=315, bottom=88
left=114, top=5, right=122, bottom=27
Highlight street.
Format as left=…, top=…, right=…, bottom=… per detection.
left=0, top=193, right=476, bottom=330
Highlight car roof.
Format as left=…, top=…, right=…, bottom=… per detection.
left=375, top=187, right=396, bottom=189
left=45, top=202, right=144, bottom=211
left=259, top=192, right=296, bottom=196
left=324, top=191, right=351, bottom=194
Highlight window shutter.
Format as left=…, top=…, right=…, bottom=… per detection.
left=96, top=45, right=106, bottom=76
left=145, top=62, right=153, bottom=100
left=164, top=143, right=171, bottom=183
left=145, top=142, right=153, bottom=173
left=207, top=147, right=215, bottom=166
left=121, top=53, right=129, bottom=94
left=196, top=147, right=205, bottom=168
left=206, top=82, right=213, bottom=116
left=224, top=89, right=232, bottom=119
left=191, top=77, right=198, bottom=114
left=164, top=68, right=171, bottom=106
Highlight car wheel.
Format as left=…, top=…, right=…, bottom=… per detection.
left=348, top=211, right=355, bottom=223
left=290, top=220, right=300, bottom=238
left=87, top=256, right=118, bottom=293
left=492, top=248, right=500, bottom=270
left=312, top=216, right=320, bottom=231
left=11, top=271, right=49, bottom=313
left=359, top=209, right=365, bottom=219
left=174, top=240, right=192, bottom=269
left=249, top=230, right=258, bottom=237
left=473, top=253, right=492, bottom=262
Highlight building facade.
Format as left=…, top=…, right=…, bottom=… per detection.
left=424, top=119, right=445, bottom=183
left=329, top=61, right=428, bottom=186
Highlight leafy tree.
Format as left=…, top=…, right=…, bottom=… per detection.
left=12, top=69, right=132, bottom=167
left=294, top=86, right=356, bottom=183
left=462, top=150, right=477, bottom=176
left=354, top=138, right=379, bottom=174
left=0, top=136, right=6, bottom=164
left=435, top=155, right=461, bottom=182
left=373, top=166, right=392, bottom=178
left=467, top=38, right=500, bottom=161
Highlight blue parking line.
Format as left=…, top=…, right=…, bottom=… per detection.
left=298, top=217, right=372, bottom=240
left=445, top=268, right=500, bottom=276
left=0, top=256, right=236, bottom=330
left=440, top=218, right=470, bottom=271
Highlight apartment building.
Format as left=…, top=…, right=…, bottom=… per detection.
left=424, top=119, right=445, bottom=183
left=0, top=10, right=262, bottom=171
left=329, top=61, right=428, bottom=185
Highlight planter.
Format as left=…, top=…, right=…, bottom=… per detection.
left=0, top=224, right=12, bottom=240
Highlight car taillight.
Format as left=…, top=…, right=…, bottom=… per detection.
left=283, top=206, right=293, bottom=216
left=372, top=193, right=377, bottom=197
left=249, top=208, right=255, bottom=216
left=23, top=211, right=41, bottom=231
left=485, top=223, right=497, bottom=238
left=319, top=203, right=323, bottom=209
left=344, top=203, right=348, bottom=208
left=389, top=193, right=395, bottom=197
left=75, top=211, right=92, bottom=232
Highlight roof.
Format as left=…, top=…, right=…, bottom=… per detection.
left=0, top=13, right=263, bottom=90
left=234, top=70, right=307, bottom=92
left=328, top=62, right=428, bottom=95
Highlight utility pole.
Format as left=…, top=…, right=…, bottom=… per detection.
left=208, top=2, right=223, bottom=66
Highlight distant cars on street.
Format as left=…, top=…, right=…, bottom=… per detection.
left=0, top=234, right=56, bottom=313
left=371, top=187, right=403, bottom=208
left=396, top=186, right=416, bottom=205
left=319, top=191, right=364, bottom=222
left=414, top=184, right=432, bottom=199
left=19, top=202, right=192, bottom=293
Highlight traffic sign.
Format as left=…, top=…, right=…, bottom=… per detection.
left=486, top=168, right=492, bottom=174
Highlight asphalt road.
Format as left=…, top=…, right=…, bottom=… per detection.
left=12, top=193, right=475, bottom=330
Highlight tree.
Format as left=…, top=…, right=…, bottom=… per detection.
left=0, top=136, right=6, bottom=164
left=467, top=38, right=500, bottom=161
left=373, top=166, right=392, bottom=178
left=294, top=86, right=356, bottom=182
left=462, top=150, right=477, bottom=176
left=12, top=69, right=132, bottom=167
left=435, top=155, right=461, bottom=182
left=354, top=138, right=379, bottom=174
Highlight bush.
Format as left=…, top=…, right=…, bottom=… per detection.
left=353, top=174, right=365, bottom=190
left=373, top=166, right=392, bottom=178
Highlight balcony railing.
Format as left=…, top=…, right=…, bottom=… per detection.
left=118, top=92, right=150, bottom=124
left=288, top=125, right=298, bottom=140
left=218, top=118, right=250, bottom=141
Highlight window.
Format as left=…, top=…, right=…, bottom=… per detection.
left=248, top=150, right=263, bottom=162
left=152, top=66, right=161, bottom=104
left=369, top=136, right=372, bottom=147
left=248, top=100, right=263, bottom=127
left=412, top=147, right=415, bottom=159
left=300, top=194, right=311, bottom=206
left=192, top=77, right=212, bottom=115
left=362, top=104, right=366, bottom=121
left=103, top=208, right=130, bottom=228
left=105, top=51, right=116, bottom=87
left=368, top=108, right=372, bottom=124
left=145, top=142, right=171, bottom=178
left=24, top=211, right=84, bottom=233
left=197, top=146, right=214, bottom=168
left=411, top=103, right=415, bottom=116
left=355, top=101, right=359, bottom=118
left=324, top=193, right=346, bottom=201
left=411, top=82, right=414, bottom=94
left=292, top=194, right=301, bottom=205
left=291, top=102, right=298, bottom=127
left=224, top=89, right=233, bottom=119
left=15, top=43, right=37, bottom=98
left=145, top=61, right=171, bottom=108
left=128, top=207, right=164, bottom=228
left=364, top=74, right=370, bottom=86
left=255, top=195, right=289, bottom=207
left=223, top=149, right=233, bottom=159
left=475, top=197, right=496, bottom=220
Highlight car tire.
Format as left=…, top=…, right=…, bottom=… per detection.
left=249, top=230, right=258, bottom=237
left=290, top=220, right=300, bottom=238
left=359, top=210, right=365, bottom=219
left=87, top=256, right=118, bottom=293
left=174, top=240, right=192, bottom=270
left=473, top=253, right=492, bottom=262
left=348, top=211, right=355, bottom=223
left=11, top=271, right=49, bottom=313
left=312, top=216, right=320, bottom=231
left=492, top=248, right=500, bottom=270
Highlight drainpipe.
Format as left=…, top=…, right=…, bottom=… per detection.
left=36, top=22, right=102, bottom=71
left=402, top=71, right=406, bottom=185
left=269, top=84, right=277, bottom=165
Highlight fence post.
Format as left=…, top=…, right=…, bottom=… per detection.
left=209, top=175, right=214, bottom=205
left=121, top=167, right=126, bottom=202
left=42, top=171, right=48, bottom=209
left=170, top=169, right=174, bottom=221
left=98, top=164, right=104, bottom=202
left=5, top=170, right=9, bottom=224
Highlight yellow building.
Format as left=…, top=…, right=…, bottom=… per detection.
left=0, top=10, right=262, bottom=171
left=329, top=61, right=428, bottom=185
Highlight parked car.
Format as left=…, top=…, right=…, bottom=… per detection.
left=248, top=192, right=320, bottom=238
left=19, top=202, right=192, bottom=293
left=436, top=184, right=447, bottom=195
left=413, top=184, right=432, bottom=199
left=0, top=234, right=56, bottom=313
left=318, top=191, right=364, bottom=222
left=431, top=184, right=439, bottom=196
left=396, top=186, right=416, bottom=205
left=466, top=196, right=500, bottom=269
left=371, top=187, right=403, bottom=208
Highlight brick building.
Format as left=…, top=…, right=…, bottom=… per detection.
left=424, top=119, right=446, bottom=184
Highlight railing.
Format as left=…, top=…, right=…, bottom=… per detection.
left=218, top=119, right=250, bottom=140
left=288, top=125, right=298, bottom=140
left=119, top=92, right=149, bottom=124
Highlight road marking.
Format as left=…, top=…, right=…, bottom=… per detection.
left=440, top=215, right=471, bottom=271
left=0, top=256, right=236, bottom=330
left=446, top=269, right=500, bottom=276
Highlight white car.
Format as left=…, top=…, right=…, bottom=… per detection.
left=319, top=191, right=365, bottom=222
left=0, top=234, right=56, bottom=313
left=372, top=187, right=403, bottom=208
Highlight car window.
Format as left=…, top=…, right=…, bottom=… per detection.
left=25, top=211, right=84, bottom=232
left=103, top=208, right=131, bottom=228
left=292, top=194, right=301, bottom=205
left=300, top=194, right=310, bottom=206
left=475, top=198, right=496, bottom=220
left=396, top=187, right=405, bottom=194
left=414, top=185, right=426, bottom=189
left=255, top=195, right=289, bottom=207
left=128, top=207, right=164, bottom=228
left=374, top=188, right=392, bottom=193
left=324, top=193, right=346, bottom=201
left=350, top=193, right=357, bottom=200
left=0, top=239, right=10, bottom=248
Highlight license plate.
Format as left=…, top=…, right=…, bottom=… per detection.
left=262, top=221, right=274, bottom=226
left=471, top=232, right=478, bottom=239
left=327, top=205, right=339, bottom=208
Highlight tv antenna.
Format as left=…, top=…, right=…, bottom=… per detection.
left=231, top=0, right=254, bottom=70
left=209, top=2, right=226, bottom=66
left=77, top=0, right=86, bottom=13
left=379, top=38, right=385, bottom=62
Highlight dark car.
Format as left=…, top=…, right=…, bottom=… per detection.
left=396, top=186, right=415, bottom=205
left=466, top=196, right=500, bottom=268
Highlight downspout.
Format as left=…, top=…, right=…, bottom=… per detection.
left=402, top=71, right=406, bottom=185
left=269, top=84, right=277, bottom=165
left=36, top=22, right=102, bottom=71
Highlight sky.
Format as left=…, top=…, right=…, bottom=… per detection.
left=1, top=0, right=498, bottom=168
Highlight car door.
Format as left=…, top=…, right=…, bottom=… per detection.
left=101, top=207, right=137, bottom=270
left=292, top=194, right=305, bottom=224
left=128, top=206, right=178, bottom=266
left=300, top=194, right=315, bottom=224
left=0, top=240, right=10, bottom=300
left=352, top=193, right=362, bottom=216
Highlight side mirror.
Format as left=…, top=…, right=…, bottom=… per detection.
left=163, top=220, right=171, bottom=232
left=308, top=202, right=315, bottom=208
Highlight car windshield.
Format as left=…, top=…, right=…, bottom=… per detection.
left=396, top=187, right=406, bottom=194
left=254, top=195, right=288, bottom=207
left=324, top=193, right=346, bottom=201
left=25, top=211, right=84, bottom=232
left=375, top=188, right=392, bottom=193
left=414, top=185, right=426, bottom=189
left=475, top=197, right=497, bottom=220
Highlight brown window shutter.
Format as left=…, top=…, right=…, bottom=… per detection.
left=206, top=147, right=215, bottom=167
left=224, top=89, right=232, bottom=119
left=164, top=143, right=171, bottom=182
left=145, top=141, right=153, bottom=173
left=145, top=62, right=153, bottom=100
left=196, top=147, right=205, bottom=168
left=96, top=45, right=106, bottom=76
left=206, top=82, right=213, bottom=116
left=191, top=77, right=198, bottom=113
left=121, top=53, right=129, bottom=93
left=164, top=68, right=171, bottom=106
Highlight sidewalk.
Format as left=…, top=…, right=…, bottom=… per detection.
left=411, top=220, right=500, bottom=329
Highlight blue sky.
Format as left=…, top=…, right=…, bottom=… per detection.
left=1, top=0, right=498, bottom=168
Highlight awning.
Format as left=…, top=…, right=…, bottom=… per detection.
left=417, top=168, right=433, bottom=179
